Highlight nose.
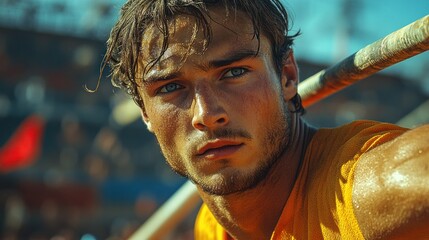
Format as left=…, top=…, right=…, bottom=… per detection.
left=191, top=86, right=229, bottom=131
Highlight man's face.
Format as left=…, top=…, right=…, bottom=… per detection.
left=138, top=8, right=297, bottom=195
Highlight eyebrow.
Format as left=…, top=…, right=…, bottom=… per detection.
left=143, top=71, right=181, bottom=86
left=203, top=50, right=260, bottom=69
left=143, top=49, right=260, bottom=85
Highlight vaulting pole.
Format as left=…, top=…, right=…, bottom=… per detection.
left=299, top=15, right=429, bottom=106
left=130, top=15, right=429, bottom=240
left=129, top=181, right=201, bottom=240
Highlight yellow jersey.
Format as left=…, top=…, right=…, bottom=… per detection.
left=194, top=120, right=407, bottom=239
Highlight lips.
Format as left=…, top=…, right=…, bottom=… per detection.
left=197, top=140, right=243, bottom=160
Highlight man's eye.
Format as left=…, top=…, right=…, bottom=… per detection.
left=159, top=83, right=183, bottom=93
left=223, top=68, right=247, bottom=78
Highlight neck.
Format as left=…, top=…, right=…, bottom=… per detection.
left=198, top=117, right=316, bottom=240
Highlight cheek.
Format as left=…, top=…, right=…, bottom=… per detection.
left=238, top=76, right=282, bottom=121
left=147, top=103, right=189, bottom=152
left=151, top=108, right=179, bottom=141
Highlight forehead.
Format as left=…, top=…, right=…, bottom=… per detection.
left=139, top=7, right=267, bottom=79
left=140, top=14, right=207, bottom=69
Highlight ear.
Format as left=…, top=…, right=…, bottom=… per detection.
left=280, top=50, right=299, bottom=101
left=141, top=109, right=153, bottom=133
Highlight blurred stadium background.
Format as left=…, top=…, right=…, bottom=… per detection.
left=0, top=0, right=427, bottom=239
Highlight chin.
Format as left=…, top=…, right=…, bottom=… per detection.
left=191, top=167, right=268, bottom=196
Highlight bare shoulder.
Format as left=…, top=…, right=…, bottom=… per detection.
left=353, top=124, right=429, bottom=239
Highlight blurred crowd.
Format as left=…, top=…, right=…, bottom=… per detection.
left=0, top=113, right=195, bottom=239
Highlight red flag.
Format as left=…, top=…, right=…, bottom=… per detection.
left=0, top=115, right=45, bottom=172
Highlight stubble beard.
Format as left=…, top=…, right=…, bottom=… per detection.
left=200, top=110, right=291, bottom=196
left=165, top=105, right=292, bottom=196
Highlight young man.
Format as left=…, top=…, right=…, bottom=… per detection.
left=101, top=0, right=429, bottom=239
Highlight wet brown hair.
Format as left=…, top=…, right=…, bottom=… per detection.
left=99, top=0, right=301, bottom=112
